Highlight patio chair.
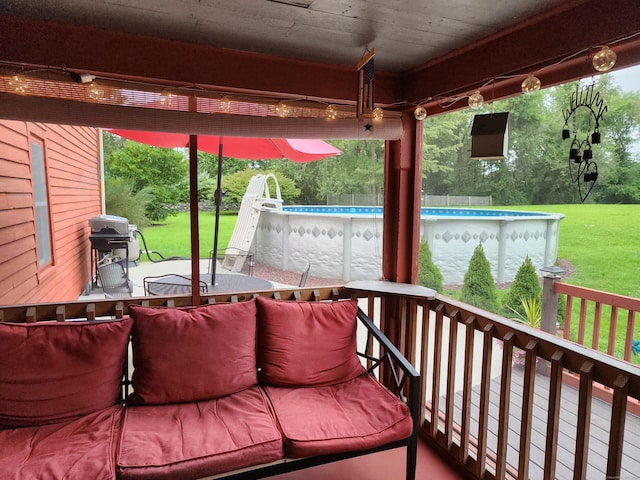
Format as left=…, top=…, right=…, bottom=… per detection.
left=299, top=262, right=311, bottom=287
left=143, top=274, right=208, bottom=296
left=209, top=248, right=255, bottom=276
left=97, top=260, right=133, bottom=298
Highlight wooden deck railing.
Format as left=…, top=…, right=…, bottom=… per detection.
left=552, top=281, right=640, bottom=362
left=2, top=283, right=640, bottom=480
left=349, top=285, right=640, bottom=480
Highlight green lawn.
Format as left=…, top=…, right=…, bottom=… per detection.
left=501, top=204, right=640, bottom=298
left=137, top=211, right=237, bottom=261
left=494, top=204, right=640, bottom=361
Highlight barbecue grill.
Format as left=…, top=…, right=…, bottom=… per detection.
left=89, top=215, right=135, bottom=289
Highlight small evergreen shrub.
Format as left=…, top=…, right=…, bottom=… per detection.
left=503, top=256, right=542, bottom=318
left=461, top=243, right=499, bottom=313
left=417, top=239, right=443, bottom=292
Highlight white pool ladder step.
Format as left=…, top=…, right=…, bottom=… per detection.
left=223, top=174, right=282, bottom=271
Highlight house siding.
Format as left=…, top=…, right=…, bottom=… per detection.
left=0, top=120, right=101, bottom=305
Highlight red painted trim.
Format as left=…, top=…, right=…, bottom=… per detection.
left=0, top=15, right=401, bottom=106
left=404, top=0, right=640, bottom=106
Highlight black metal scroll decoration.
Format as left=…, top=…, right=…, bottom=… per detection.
left=562, top=83, right=607, bottom=202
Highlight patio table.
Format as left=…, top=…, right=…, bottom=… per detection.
left=145, top=273, right=273, bottom=296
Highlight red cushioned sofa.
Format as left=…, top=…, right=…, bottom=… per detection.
left=0, top=297, right=419, bottom=480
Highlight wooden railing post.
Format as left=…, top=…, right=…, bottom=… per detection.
left=540, top=266, right=564, bottom=337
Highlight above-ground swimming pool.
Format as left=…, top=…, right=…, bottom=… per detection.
left=255, top=206, right=564, bottom=285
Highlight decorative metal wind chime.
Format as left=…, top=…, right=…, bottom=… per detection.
left=561, top=82, right=608, bottom=202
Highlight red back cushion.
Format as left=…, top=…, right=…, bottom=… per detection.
left=128, top=301, right=257, bottom=405
left=0, top=318, right=133, bottom=428
left=256, top=297, right=364, bottom=387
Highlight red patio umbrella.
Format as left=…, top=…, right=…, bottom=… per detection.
left=107, top=129, right=341, bottom=162
left=107, top=129, right=341, bottom=286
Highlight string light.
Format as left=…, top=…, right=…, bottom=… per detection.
left=414, top=106, right=427, bottom=121
left=521, top=74, right=541, bottom=93
left=8, top=74, right=28, bottom=95
left=468, top=91, right=484, bottom=108
left=159, top=90, right=176, bottom=107
left=218, top=96, right=232, bottom=112
left=326, top=104, right=338, bottom=119
left=274, top=102, right=289, bottom=118
left=86, top=82, right=104, bottom=102
left=371, top=107, right=384, bottom=122
left=592, top=46, right=617, bottom=72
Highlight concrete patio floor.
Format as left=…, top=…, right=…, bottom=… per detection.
left=82, top=257, right=299, bottom=300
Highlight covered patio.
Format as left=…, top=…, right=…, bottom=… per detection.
left=1, top=1, right=640, bottom=479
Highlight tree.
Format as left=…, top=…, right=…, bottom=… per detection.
left=221, top=169, right=300, bottom=208
left=503, top=256, right=542, bottom=318
left=420, top=71, right=640, bottom=206
left=316, top=140, right=385, bottom=201
left=104, top=176, right=153, bottom=228
left=417, top=239, right=443, bottom=292
left=461, top=244, right=499, bottom=313
left=104, top=137, right=188, bottom=221
left=591, top=80, right=640, bottom=203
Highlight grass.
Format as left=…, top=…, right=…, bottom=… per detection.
left=493, top=204, right=640, bottom=362
left=136, top=211, right=237, bottom=261
left=501, top=204, right=640, bottom=298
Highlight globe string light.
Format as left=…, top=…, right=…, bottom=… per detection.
left=326, top=104, right=338, bottom=119
left=592, top=46, right=617, bottom=72
left=468, top=91, right=484, bottom=108
left=274, top=102, right=289, bottom=118
left=411, top=31, right=640, bottom=115
left=413, top=106, right=427, bottom=121
left=218, top=96, right=232, bottom=112
left=521, top=74, right=541, bottom=93
left=8, top=74, right=28, bottom=95
left=371, top=107, right=384, bottom=122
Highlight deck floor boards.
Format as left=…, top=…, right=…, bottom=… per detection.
left=443, top=365, right=640, bottom=479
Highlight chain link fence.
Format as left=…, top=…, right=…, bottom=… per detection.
left=325, top=194, right=492, bottom=206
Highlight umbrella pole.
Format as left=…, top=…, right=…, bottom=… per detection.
left=211, top=141, right=223, bottom=286
left=189, top=134, right=201, bottom=305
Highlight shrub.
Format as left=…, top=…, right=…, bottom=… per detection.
left=144, top=185, right=180, bottom=222
left=221, top=169, right=301, bottom=207
left=417, top=239, right=443, bottom=292
left=461, top=243, right=499, bottom=313
left=508, top=296, right=541, bottom=328
left=503, top=256, right=542, bottom=318
left=105, top=176, right=153, bottom=228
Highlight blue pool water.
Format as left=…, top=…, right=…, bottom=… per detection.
left=283, top=206, right=549, bottom=218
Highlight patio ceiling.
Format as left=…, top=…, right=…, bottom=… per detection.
left=1, top=0, right=639, bottom=113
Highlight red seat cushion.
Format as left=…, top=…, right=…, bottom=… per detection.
left=0, top=319, right=132, bottom=428
left=0, top=405, right=123, bottom=480
left=128, top=301, right=257, bottom=405
left=116, top=387, right=284, bottom=480
left=256, top=297, right=365, bottom=387
left=263, top=374, right=413, bottom=458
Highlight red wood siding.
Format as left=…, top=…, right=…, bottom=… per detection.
left=0, top=120, right=101, bottom=305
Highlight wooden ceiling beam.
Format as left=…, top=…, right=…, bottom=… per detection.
left=0, top=15, right=402, bottom=107
left=402, top=0, right=640, bottom=106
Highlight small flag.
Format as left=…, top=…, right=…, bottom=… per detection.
left=363, top=58, right=375, bottom=84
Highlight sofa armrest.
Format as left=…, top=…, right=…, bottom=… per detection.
left=356, top=306, right=419, bottom=406
left=355, top=307, right=420, bottom=480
